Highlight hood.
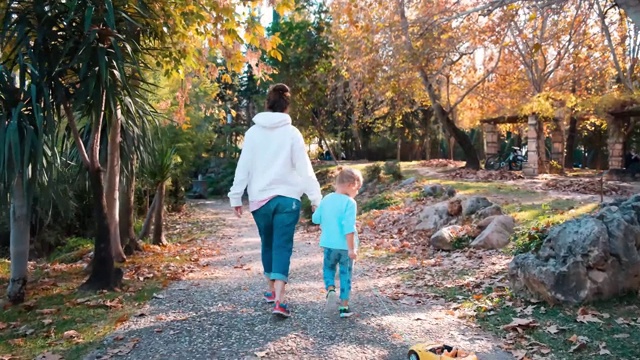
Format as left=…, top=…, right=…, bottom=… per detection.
left=252, top=112, right=292, bottom=128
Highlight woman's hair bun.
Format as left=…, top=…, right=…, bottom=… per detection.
left=266, top=83, right=291, bottom=113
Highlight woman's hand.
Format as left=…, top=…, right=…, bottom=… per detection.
left=348, top=249, right=357, bottom=260
left=234, top=206, right=243, bottom=218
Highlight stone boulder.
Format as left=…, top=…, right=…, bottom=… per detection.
left=509, top=195, right=640, bottom=304
left=415, top=200, right=460, bottom=232
left=423, top=184, right=444, bottom=197
left=430, top=225, right=464, bottom=251
left=462, top=196, right=493, bottom=217
left=422, top=184, right=456, bottom=198
left=471, top=215, right=514, bottom=250
left=474, top=204, right=503, bottom=219
left=401, top=177, right=417, bottom=187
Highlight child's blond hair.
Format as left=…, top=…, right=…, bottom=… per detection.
left=335, top=167, right=363, bottom=187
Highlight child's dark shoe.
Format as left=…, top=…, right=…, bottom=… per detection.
left=339, top=306, right=353, bottom=318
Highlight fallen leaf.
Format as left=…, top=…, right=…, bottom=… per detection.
left=114, top=335, right=125, bottom=341
left=41, top=319, right=54, bottom=326
left=152, top=294, right=165, bottom=299
left=153, top=328, right=163, bottom=333
left=0, top=322, right=7, bottom=331
left=34, top=352, right=63, bottom=360
left=599, top=342, right=611, bottom=355
left=545, top=324, right=561, bottom=334
left=503, top=318, right=539, bottom=331
left=255, top=351, right=269, bottom=358
left=35, top=308, right=58, bottom=315
left=569, top=342, right=587, bottom=353
left=21, top=300, right=37, bottom=311
left=0, top=355, right=18, bottom=360
left=7, top=339, right=24, bottom=346
left=63, top=330, right=81, bottom=340
left=509, top=349, right=527, bottom=359
left=115, top=314, right=129, bottom=327
left=613, top=333, right=630, bottom=338
left=576, top=314, right=602, bottom=323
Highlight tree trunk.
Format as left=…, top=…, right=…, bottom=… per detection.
left=564, top=117, right=578, bottom=169
left=311, top=110, right=339, bottom=165
left=396, top=0, right=480, bottom=169
left=152, top=182, right=168, bottom=246
left=139, top=194, right=157, bottom=240
left=105, top=107, right=126, bottom=262
left=80, top=166, right=122, bottom=291
left=120, top=159, right=142, bottom=255
left=7, top=173, right=29, bottom=304
left=396, top=138, right=402, bottom=161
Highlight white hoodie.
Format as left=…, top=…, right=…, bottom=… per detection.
left=228, top=112, right=322, bottom=208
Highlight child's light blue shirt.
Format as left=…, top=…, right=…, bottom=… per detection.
left=311, top=192, right=358, bottom=250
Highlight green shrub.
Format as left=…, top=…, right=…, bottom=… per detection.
left=50, top=237, right=93, bottom=263
left=361, top=193, right=401, bottom=212
left=511, top=221, right=556, bottom=254
left=452, top=235, right=473, bottom=250
left=549, top=160, right=563, bottom=175
left=383, top=161, right=403, bottom=181
left=301, top=195, right=313, bottom=219
left=206, top=159, right=237, bottom=196
left=363, top=163, right=383, bottom=183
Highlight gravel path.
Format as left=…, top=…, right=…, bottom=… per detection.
left=86, top=199, right=513, bottom=360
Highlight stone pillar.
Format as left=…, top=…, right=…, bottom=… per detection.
left=523, top=114, right=539, bottom=177
left=483, top=123, right=499, bottom=158
left=607, top=119, right=625, bottom=170
left=551, top=127, right=564, bottom=163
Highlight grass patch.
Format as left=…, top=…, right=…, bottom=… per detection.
left=478, top=294, right=640, bottom=359
left=361, top=193, right=403, bottom=213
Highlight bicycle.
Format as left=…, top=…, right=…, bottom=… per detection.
left=484, top=146, right=526, bottom=171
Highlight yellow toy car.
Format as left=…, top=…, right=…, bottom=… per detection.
left=407, top=343, right=478, bottom=360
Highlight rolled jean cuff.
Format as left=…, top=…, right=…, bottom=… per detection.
left=264, top=272, right=271, bottom=278
left=270, top=272, right=288, bottom=283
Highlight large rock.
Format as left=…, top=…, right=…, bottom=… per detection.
left=509, top=196, right=640, bottom=304
left=474, top=204, right=503, bottom=219
left=423, top=184, right=444, bottom=197
left=415, top=201, right=456, bottom=232
left=422, top=184, right=456, bottom=198
left=471, top=215, right=514, bottom=250
left=430, top=225, right=464, bottom=251
left=462, top=196, right=493, bottom=217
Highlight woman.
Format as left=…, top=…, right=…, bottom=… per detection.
left=228, top=83, right=322, bottom=318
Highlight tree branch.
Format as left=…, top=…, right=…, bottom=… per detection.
left=62, top=101, right=91, bottom=169
left=450, top=32, right=507, bottom=111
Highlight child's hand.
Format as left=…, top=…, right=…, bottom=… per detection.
left=348, top=249, right=357, bottom=260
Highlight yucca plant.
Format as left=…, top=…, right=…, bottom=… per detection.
left=140, top=136, right=179, bottom=246
left=0, top=2, right=63, bottom=303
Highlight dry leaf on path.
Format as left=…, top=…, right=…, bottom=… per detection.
left=7, top=339, right=24, bottom=346
left=0, top=355, right=19, bottom=360
left=255, top=351, right=269, bottom=358
left=509, top=349, right=527, bottom=359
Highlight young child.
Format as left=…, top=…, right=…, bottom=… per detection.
left=311, top=167, right=363, bottom=318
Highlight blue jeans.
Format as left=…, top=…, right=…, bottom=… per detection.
left=323, top=248, right=353, bottom=301
left=251, top=196, right=301, bottom=283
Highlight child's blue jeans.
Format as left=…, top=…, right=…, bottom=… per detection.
left=251, top=196, right=301, bottom=283
left=323, top=248, right=353, bottom=301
